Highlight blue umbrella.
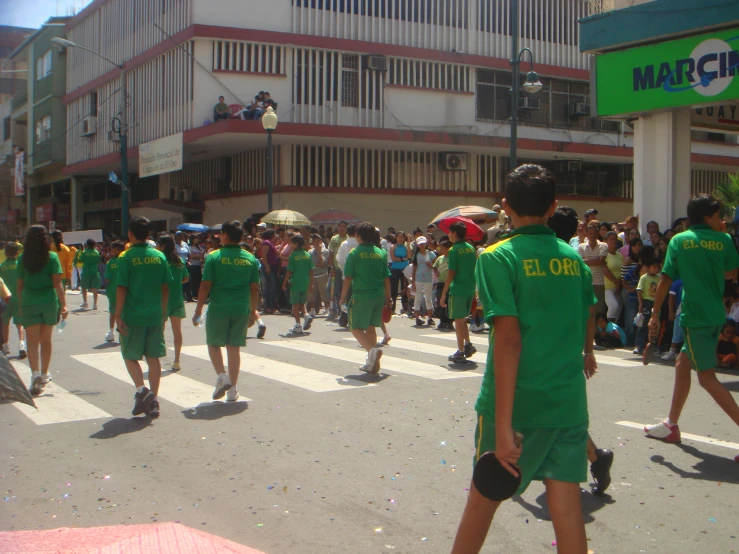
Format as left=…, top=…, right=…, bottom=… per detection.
left=177, top=223, right=209, bottom=232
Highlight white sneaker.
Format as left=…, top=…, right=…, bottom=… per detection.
left=2, top=343, right=11, bottom=355
left=309, top=309, right=317, bottom=317
left=367, top=347, right=383, bottom=374
left=289, top=324, right=303, bottom=335
left=81, top=302, right=89, bottom=309
left=212, top=373, right=232, bottom=400
left=41, top=373, right=53, bottom=384
left=469, top=323, right=482, bottom=333
left=104, top=329, right=115, bottom=342
left=226, top=387, right=240, bottom=402
left=19, top=340, right=27, bottom=360
left=661, top=351, right=678, bottom=362
left=303, top=313, right=313, bottom=331
left=92, top=304, right=98, bottom=310
left=29, top=372, right=43, bottom=395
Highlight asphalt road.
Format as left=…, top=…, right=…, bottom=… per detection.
left=1, top=291, right=738, bottom=553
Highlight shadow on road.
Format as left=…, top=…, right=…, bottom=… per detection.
left=448, top=362, right=481, bottom=372
left=720, top=379, right=739, bottom=392
left=90, top=417, right=151, bottom=439
left=514, top=489, right=615, bottom=524
left=337, top=373, right=390, bottom=386
left=181, top=401, right=249, bottom=420
left=92, top=342, right=119, bottom=350
left=650, top=444, right=739, bottom=484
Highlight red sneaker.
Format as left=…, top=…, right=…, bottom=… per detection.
left=734, top=453, right=739, bottom=463
left=644, top=420, right=681, bottom=443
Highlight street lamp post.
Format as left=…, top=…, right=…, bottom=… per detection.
left=509, top=0, right=543, bottom=170
left=51, top=37, right=130, bottom=236
left=261, top=107, right=278, bottom=213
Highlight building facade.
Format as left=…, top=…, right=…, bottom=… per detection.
left=59, top=0, right=738, bottom=234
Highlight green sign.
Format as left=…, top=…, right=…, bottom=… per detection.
left=596, top=27, right=739, bottom=117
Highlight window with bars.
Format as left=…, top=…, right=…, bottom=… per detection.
left=475, top=69, right=620, bottom=133
left=342, top=55, right=359, bottom=107
left=293, top=0, right=469, bottom=28
left=212, top=42, right=284, bottom=74
left=388, top=58, right=471, bottom=92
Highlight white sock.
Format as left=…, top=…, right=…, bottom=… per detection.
left=257, top=319, right=264, bottom=327
left=136, top=385, right=146, bottom=393
left=665, top=417, right=675, bottom=426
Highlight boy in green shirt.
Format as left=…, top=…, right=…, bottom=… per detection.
left=0, top=242, right=26, bottom=359
left=634, top=261, right=660, bottom=355
left=116, top=217, right=172, bottom=418
left=440, top=222, right=478, bottom=362
left=340, top=223, right=392, bottom=374
left=104, top=240, right=125, bottom=343
left=432, top=239, right=452, bottom=329
left=282, top=235, right=315, bottom=335
left=646, top=195, right=739, bottom=459
left=194, top=220, right=260, bottom=402
left=451, top=165, right=596, bottom=554
left=79, top=238, right=101, bottom=310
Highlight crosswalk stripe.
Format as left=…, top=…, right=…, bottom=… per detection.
left=72, top=352, right=251, bottom=407
left=11, top=361, right=111, bottom=425
left=342, top=337, right=481, bottom=359
left=263, top=340, right=482, bottom=380
left=422, top=334, right=646, bottom=368
left=616, top=421, right=739, bottom=450
left=179, top=345, right=376, bottom=392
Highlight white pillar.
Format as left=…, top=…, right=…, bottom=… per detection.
left=633, top=108, right=691, bottom=235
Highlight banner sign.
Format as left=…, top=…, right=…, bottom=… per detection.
left=13, top=149, right=24, bottom=196
left=692, top=104, right=739, bottom=131
left=596, top=27, right=739, bottom=117
left=139, top=132, right=183, bottom=178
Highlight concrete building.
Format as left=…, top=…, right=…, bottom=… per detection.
left=60, top=0, right=738, bottom=233
left=8, top=18, right=74, bottom=237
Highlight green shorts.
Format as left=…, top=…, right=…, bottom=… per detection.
left=2, top=297, right=19, bottom=325
left=290, top=288, right=308, bottom=306
left=167, top=304, right=187, bottom=319
left=120, top=324, right=166, bottom=361
left=348, top=295, right=384, bottom=330
left=107, top=292, right=116, bottom=315
left=448, top=294, right=473, bottom=320
left=206, top=315, right=248, bottom=347
left=473, top=414, right=588, bottom=495
left=682, top=325, right=722, bottom=372
left=19, top=302, right=59, bottom=327
left=81, top=272, right=101, bottom=290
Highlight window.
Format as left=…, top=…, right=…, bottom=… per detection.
left=212, top=42, right=284, bottom=74
left=2, top=117, right=10, bottom=141
left=36, top=50, right=52, bottom=80
left=388, top=59, right=471, bottom=92
left=342, top=55, right=359, bottom=107
left=35, top=115, right=51, bottom=143
left=89, top=92, right=98, bottom=117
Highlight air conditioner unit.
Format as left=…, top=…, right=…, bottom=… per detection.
left=441, top=152, right=468, bottom=171
left=81, top=116, right=97, bottom=136
left=518, top=96, right=540, bottom=111
left=107, top=130, right=120, bottom=142
left=569, top=102, right=591, bottom=117
left=179, top=189, right=193, bottom=202
left=560, top=160, right=583, bottom=173
left=366, top=55, right=388, bottom=72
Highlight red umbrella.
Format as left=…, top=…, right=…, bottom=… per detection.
left=0, top=522, right=266, bottom=553
left=438, top=216, right=484, bottom=243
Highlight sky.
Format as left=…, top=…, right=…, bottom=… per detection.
left=0, top=0, right=92, bottom=29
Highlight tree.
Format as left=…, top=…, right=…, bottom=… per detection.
left=713, top=173, right=739, bottom=221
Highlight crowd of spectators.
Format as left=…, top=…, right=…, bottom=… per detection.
left=213, top=91, right=278, bottom=122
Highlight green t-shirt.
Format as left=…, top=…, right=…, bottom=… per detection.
left=80, top=247, right=101, bottom=276
left=104, top=257, right=120, bottom=297
left=447, top=241, right=477, bottom=296
left=167, top=262, right=187, bottom=312
left=202, top=244, right=260, bottom=318
left=16, top=251, right=62, bottom=307
left=637, top=273, right=660, bottom=302
left=287, top=249, right=314, bottom=292
left=0, top=258, right=19, bottom=297
left=343, top=243, right=390, bottom=298
left=433, top=254, right=448, bottom=283
left=662, top=224, right=739, bottom=328
left=117, top=243, right=171, bottom=327
left=329, top=234, right=347, bottom=269
left=474, top=225, right=595, bottom=429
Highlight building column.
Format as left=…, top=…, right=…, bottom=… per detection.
left=633, top=108, right=691, bottom=235
left=70, top=177, right=84, bottom=230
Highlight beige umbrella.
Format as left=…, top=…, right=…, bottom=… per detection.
left=430, top=205, right=499, bottom=225
left=261, top=209, right=312, bottom=227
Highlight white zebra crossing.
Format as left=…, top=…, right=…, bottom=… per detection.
left=342, top=337, right=481, bottom=359
left=72, top=352, right=251, bottom=408
left=10, top=361, right=111, bottom=425
left=179, top=345, right=377, bottom=392
left=422, top=334, right=648, bottom=367
left=262, top=340, right=482, bottom=380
